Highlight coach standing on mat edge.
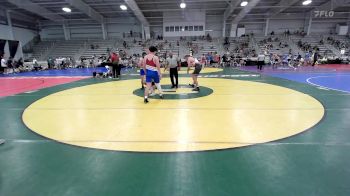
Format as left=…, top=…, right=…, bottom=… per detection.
left=111, top=51, right=120, bottom=79
left=165, top=52, right=180, bottom=88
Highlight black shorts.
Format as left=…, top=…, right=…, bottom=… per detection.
left=193, top=64, right=202, bottom=75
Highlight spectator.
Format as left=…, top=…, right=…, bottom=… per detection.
left=33, top=58, right=41, bottom=71
left=1, top=53, right=7, bottom=74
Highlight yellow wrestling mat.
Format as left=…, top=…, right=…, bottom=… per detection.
left=22, top=78, right=324, bottom=152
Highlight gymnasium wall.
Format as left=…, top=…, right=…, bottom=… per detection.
left=268, top=19, right=305, bottom=33
left=206, top=15, right=223, bottom=38
left=0, top=24, right=38, bottom=45
left=150, top=26, right=163, bottom=38
left=236, top=18, right=342, bottom=36
left=163, top=10, right=206, bottom=37
left=243, top=23, right=265, bottom=35
left=40, top=18, right=142, bottom=40
left=38, top=14, right=346, bottom=40
left=311, top=22, right=337, bottom=34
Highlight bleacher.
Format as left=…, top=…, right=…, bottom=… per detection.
left=23, top=34, right=350, bottom=64
left=291, top=35, right=335, bottom=57
left=46, top=40, right=85, bottom=59
left=28, top=41, right=54, bottom=61
left=255, top=36, right=291, bottom=55
left=153, top=40, right=180, bottom=57
left=196, top=40, right=219, bottom=55
left=80, top=40, right=116, bottom=59
left=223, top=37, right=253, bottom=56
left=328, top=35, right=350, bottom=57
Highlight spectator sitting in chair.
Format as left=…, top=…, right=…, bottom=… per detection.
left=33, top=58, right=41, bottom=71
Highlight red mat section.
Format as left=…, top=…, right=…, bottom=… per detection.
left=0, top=77, right=88, bottom=97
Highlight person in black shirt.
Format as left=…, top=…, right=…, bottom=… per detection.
left=312, top=50, right=319, bottom=66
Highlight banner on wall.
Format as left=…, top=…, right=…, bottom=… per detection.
left=0, top=39, right=23, bottom=59
left=0, top=39, right=6, bottom=55
left=8, top=40, right=19, bottom=58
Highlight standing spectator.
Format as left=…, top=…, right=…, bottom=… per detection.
left=1, top=53, right=7, bottom=74
left=200, top=54, right=206, bottom=66
left=312, top=50, right=319, bottom=66
left=206, top=53, right=211, bottom=65
left=47, top=57, right=54, bottom=69
left=17, top=58, right=24, bottom=72
left=7, top=57, right=13, bottom=73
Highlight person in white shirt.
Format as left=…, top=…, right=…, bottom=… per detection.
left=33, top=58, right=41, bottom=71
left=257, top=53, right=265, bottom=70
left=1, top=53, right=7, bottom=74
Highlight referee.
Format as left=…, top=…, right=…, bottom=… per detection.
left=165, top=52, right=180, bottom=88
left=257, top=52, right=265, bottom=70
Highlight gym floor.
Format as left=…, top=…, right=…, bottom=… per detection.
left=0, top=65, right=349, bottom=196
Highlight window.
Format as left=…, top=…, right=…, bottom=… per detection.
left=185, top=26, right=189, bottom=31
left=175, top=26, right=179, bottom=32
left=199, top=26, right=204, bottom=31
left=194, top=26, right=199, bottom=31
left=165, top=26, right=170, bottom=32
left=189, top=26, right=193, bottom=31
left=170, top=26, right=174, bottom=32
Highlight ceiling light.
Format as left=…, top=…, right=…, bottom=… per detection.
left=62, top=7, right=71, bottom=13
left=302, top=0, right=312, bottom=5
left=240, top=1, right=248, bottom=6
left=180, top=3, right=186, bottom=9
left=120, top=5, right=127, bottom=10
